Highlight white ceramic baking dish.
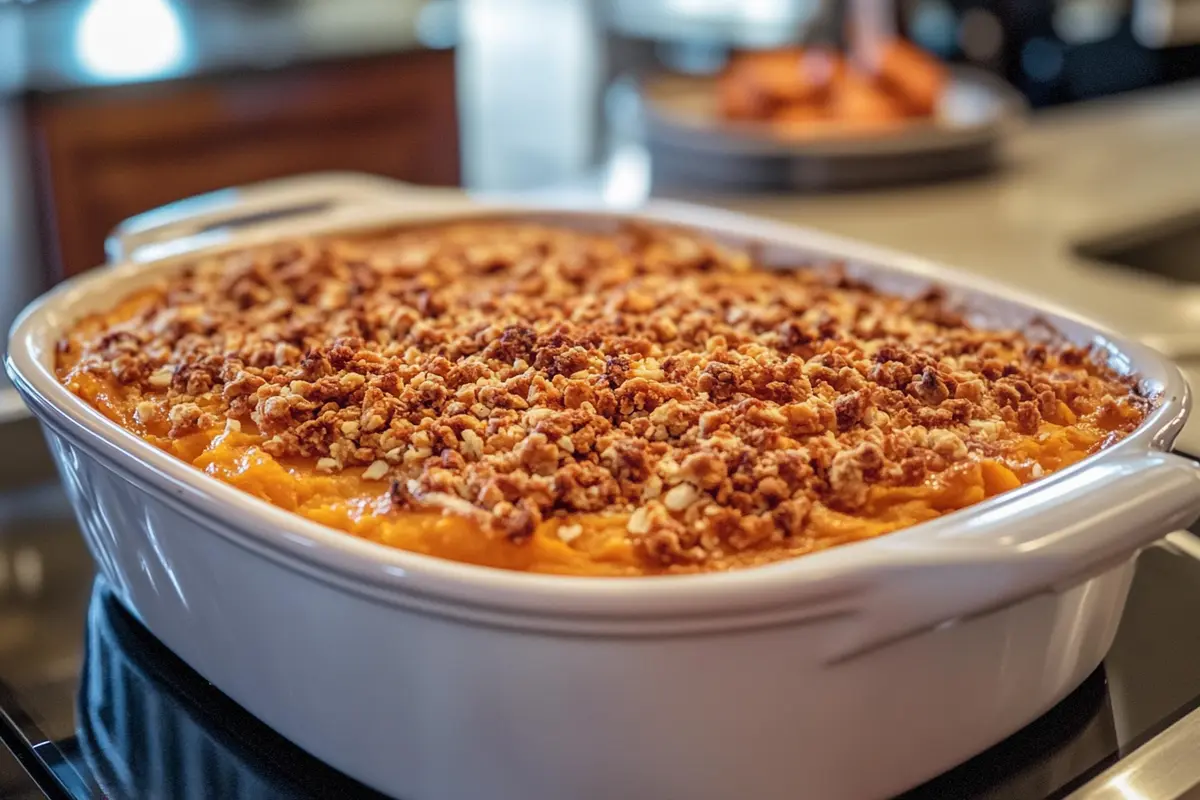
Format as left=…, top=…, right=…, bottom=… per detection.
left=9, top=173, right=1200, bottom=800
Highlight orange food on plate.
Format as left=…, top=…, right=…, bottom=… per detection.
left=720, top=47, right=833, bottom=116
left=873, top=39, right=947, bottom=117
left=58, top=222, right=1151, bottom=576
left=771, top=104, right=833, bottom=138
left=717, top=39, right=948, bottom=135
left=829, top=68, right=909, bottom=129
left=718, top=64, right=773, bottom=121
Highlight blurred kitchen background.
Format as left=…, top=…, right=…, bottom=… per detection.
left=2, top=0, right=1200, bottom=390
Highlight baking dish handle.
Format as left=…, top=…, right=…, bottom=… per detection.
left=106, top=172, right=465, bottom=264
left=830, top=451, right=1200, bottom=662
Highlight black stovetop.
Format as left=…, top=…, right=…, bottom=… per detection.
left=4, top=482, right=1200, bottom=800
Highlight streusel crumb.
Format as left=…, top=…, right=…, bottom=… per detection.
left=58, top=220, right=1151, bottom=574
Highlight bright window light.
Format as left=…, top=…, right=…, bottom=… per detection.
left=74, top=0, right=188, bottom=82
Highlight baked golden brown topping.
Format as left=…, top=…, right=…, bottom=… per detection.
left=58, top=220, right=1151, bottom=574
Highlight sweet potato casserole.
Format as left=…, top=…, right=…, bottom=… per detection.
left=57, top=221, right=1151, bottom=576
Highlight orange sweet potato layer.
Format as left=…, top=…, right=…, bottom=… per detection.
left=64, top=368, right=1122, bottom=577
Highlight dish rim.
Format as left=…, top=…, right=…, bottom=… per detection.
left=5, top=196, right=1190, bottom=619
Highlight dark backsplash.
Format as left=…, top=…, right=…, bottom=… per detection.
left=929, top=2, right=1200, bottom=108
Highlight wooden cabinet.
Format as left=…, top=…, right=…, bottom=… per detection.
left=25, top=49, right=459, bottom=278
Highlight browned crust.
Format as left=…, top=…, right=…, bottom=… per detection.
left=59, top=221, right=1151, bottom=568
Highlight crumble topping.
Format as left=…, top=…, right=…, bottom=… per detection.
left=59, top=220, right=1151, bottom=570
